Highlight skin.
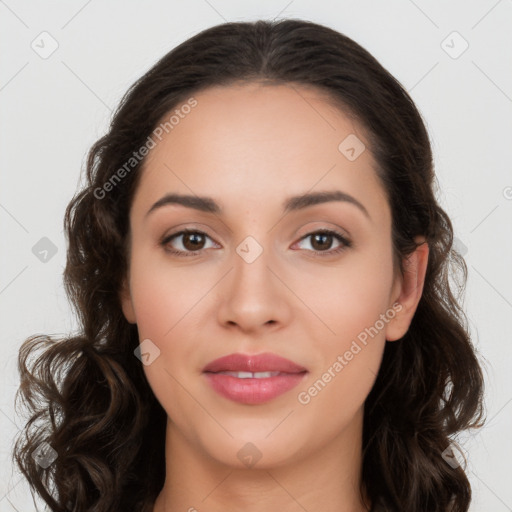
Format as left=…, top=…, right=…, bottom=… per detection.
left=120, top=82, right=429, bottom=512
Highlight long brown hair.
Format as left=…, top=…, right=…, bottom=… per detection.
left=13, top=19, right=486, bottom=512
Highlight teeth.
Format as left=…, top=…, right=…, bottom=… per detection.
left=217, top=371, right=281, bottom=379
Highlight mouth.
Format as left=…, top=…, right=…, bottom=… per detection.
left=202, top=352, right=308, bottom=405
left=211, top=370, right=287, bottom=378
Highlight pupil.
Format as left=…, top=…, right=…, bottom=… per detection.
left=313, top=233, right=331, bottom=250
left=185, top=233, right=204, bottom=250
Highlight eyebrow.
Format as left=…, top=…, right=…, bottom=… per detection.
left=145, top=190, right=370, bottom=219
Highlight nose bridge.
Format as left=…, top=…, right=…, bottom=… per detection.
left=231, top=232, right=276, bottom=297
left=217, top=230, right=289, bottom=331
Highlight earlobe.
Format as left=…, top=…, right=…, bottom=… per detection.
left=119, top=278, right=137, bottom=324
left=386, top=238, right=429, bottom=342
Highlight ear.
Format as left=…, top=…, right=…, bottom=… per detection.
left=119, top=277, right=137, bottom=324
left=386, top=237, right=429, bottom=342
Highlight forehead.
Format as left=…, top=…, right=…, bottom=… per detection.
left=132, top=82, right=389, bottom=223
left=148, top=82, right=364, bottom=160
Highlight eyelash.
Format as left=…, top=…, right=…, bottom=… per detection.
left=160, top=228, right=352, bottom=258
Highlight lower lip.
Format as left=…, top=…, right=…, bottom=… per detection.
left=203, top=372, right=308, bottom=405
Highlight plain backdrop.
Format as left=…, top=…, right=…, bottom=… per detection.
left=1, top=1, right=511, bottom=511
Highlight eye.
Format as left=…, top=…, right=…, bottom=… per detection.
left=161, top=229, right=218, bottom=256
left=160, top=228, right=352, bottom=258
left=293, top=229, right=352, bottom=257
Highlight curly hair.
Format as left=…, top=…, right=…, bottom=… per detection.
left=13, top=18, right=486, bottom=512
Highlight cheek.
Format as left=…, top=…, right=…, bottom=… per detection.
left=128, top=257, right=204, bottom=420
left=294, top=242, right=394, bottom=408
left=127, top=251, right=214, bottom=397
left=128, top=250, right=212, bottom=340
left=296, top=237, right=395, bottom=344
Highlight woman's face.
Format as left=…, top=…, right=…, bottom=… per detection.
left=120, top=82, right=417, bottom=469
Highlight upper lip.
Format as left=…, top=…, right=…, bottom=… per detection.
left=203, top=352, right=308, bottom=374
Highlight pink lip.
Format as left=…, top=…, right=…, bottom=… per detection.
left=202, top=352, right=308, bottom=405
left=203, top=352, right=307, bottom=373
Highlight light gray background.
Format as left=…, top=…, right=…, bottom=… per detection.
left=1, top=1, right=511, bottom=511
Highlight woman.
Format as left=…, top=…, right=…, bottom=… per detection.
left=14, top=19, right=486, bottom=512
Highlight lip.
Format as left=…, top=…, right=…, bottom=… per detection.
left=203, top=352, right=308, bottom=405
left=203, top=352, right=307, bottom=374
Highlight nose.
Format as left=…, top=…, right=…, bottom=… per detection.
left=216, top=239, right=292, bottom=334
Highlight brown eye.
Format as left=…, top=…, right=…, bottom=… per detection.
left=295, top=230, right=352, bottom=256
left=181, top=232, right=206, bottom=251
left=310, top=232, right=335, bottom=251
left=161, top=229, right=217, bottom=256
